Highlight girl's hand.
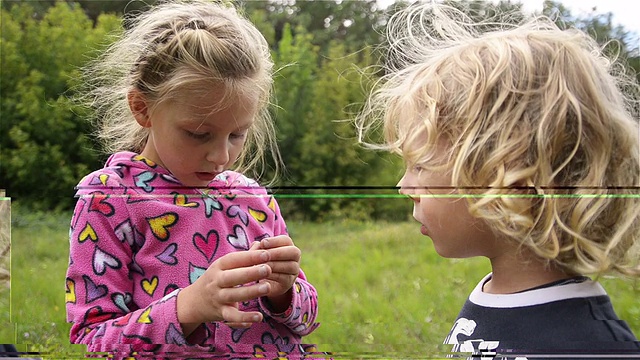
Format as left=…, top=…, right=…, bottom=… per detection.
left=250, top=236, right=301, bottom=313
left=177, top=249, right=272, bottom=336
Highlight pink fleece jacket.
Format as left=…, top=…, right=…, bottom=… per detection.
left=65, top=152, right=319, bottom=357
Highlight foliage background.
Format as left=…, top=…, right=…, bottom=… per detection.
left=2, top=0, right=639, bottom=219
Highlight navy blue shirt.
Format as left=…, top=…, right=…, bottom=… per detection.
left=0, top=344, right=17, bottom=357
left=445, top=274, right=640, bottom=359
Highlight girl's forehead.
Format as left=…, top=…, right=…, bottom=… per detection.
left=171, top=86, right=257, bottom=114
left=158, top=86, right=256, bottom=130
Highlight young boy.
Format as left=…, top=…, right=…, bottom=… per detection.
left=357, top=3, right=640, bottom=358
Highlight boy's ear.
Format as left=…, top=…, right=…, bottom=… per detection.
left=128, top=89, right=151, bottom=128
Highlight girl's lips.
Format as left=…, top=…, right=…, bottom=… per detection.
left=195, top=172, right=217, bottom=181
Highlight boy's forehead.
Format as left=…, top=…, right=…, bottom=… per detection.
left=400, top=134, right=450, bottom=162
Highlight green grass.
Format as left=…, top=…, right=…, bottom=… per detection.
left=2, top=211, right=83, bottom=356
left=289, top=220, right=487, bottom=356
left=2, top=211, right=639, bottom=358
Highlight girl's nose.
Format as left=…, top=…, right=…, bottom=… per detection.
left=206, top=141, right=230, bottom=166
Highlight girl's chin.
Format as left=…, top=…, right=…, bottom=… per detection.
left=180, top=177, right=212, bottom=188
left=420, top=224, right=429, bottom=236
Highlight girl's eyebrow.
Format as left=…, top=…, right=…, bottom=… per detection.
left=189, top=119, right=253, bottom=132
left=178, top=114, right=207, bottom=124
left=236, top=123, right=252, bottom=131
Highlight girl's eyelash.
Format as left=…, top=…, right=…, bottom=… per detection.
left=185, top=130, right=209, bottom=140
left=230, top=132, right=247, bottom=139
left=185, top=130, right=247, bottom=140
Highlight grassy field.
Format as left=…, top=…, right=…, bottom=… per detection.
left=1, top=209, right=639, bottom=358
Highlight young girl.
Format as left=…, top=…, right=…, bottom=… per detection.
left=66, top=0, right=319, bottom=357
left=357, top=3, right=640, bottom=358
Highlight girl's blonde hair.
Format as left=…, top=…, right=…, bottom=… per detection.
left=357, top=4, right=640, bottom=277
left=81, top=0, right=280, bottom=181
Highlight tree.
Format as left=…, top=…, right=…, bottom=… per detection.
left=0, top=2, right=121, bottom=210
left=239, top=0, right=386, bottom=55
left=270, top=26, right=406, bottom=221
left=268, top=24, right=318, bottom=219
left=1, top=0, right=156, bottom=22
left=296, top=41, right=394, bottom=221
left=2, top=0, right=637, bottom=220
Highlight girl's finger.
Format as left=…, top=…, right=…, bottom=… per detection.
left=266, top=271, right=297, bottom=284
left=220, top=305, right=264, bottom=324
left=218, top=279, right=272, bottom=303
left=264, top=246, right=301, bottom=262
left=260, top=236, right=293, bottom=249
left=215, top=249, right=270, bottom=271
left=266, top=261, right=300, bottom=276
left=248, top=240, right=262, bottom=251
left=218, top=264, right=272, bottom=289
left=224, top=322, right=253, bottom=329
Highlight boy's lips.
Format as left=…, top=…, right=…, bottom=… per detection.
left=414, top=217, right=428, bottom=235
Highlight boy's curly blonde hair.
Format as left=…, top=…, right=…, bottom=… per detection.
left=357, top=4, right=640, bottom=277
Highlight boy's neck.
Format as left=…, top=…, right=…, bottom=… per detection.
left=483, top=248, right=575, bottom=294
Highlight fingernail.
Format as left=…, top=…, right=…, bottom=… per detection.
left=258, top=283, right=269, bottom=294
left=252, top=315, right=262, bottom=322
left=260, top=251, right=269, bottom=262
left=259, top=265, right=268, bottom=276
left=262, top=239, right=269, bottom=248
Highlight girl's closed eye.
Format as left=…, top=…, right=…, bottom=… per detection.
left=230, top=131, right=247, bottom=140
left=185, top=130, right=210, bottom=140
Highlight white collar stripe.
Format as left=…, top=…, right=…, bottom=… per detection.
left=468, top=273, right=607, bottom=308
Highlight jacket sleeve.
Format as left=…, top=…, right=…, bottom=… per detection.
left=65, top=190, right=193, bottom=352
left=257, top=195, right=320, bottom=336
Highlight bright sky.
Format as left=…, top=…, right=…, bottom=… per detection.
left=377, top=1, right=640, bottom=41
left=516, top=0, right=640, bottom=38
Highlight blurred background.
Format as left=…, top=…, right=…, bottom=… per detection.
left=2, top=0, right=639, bottom=221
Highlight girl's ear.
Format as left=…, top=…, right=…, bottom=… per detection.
left=128, top=89, right=151, bottom=128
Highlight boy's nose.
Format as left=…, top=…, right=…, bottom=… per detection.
left=397, top=174, right=409, bottom=195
